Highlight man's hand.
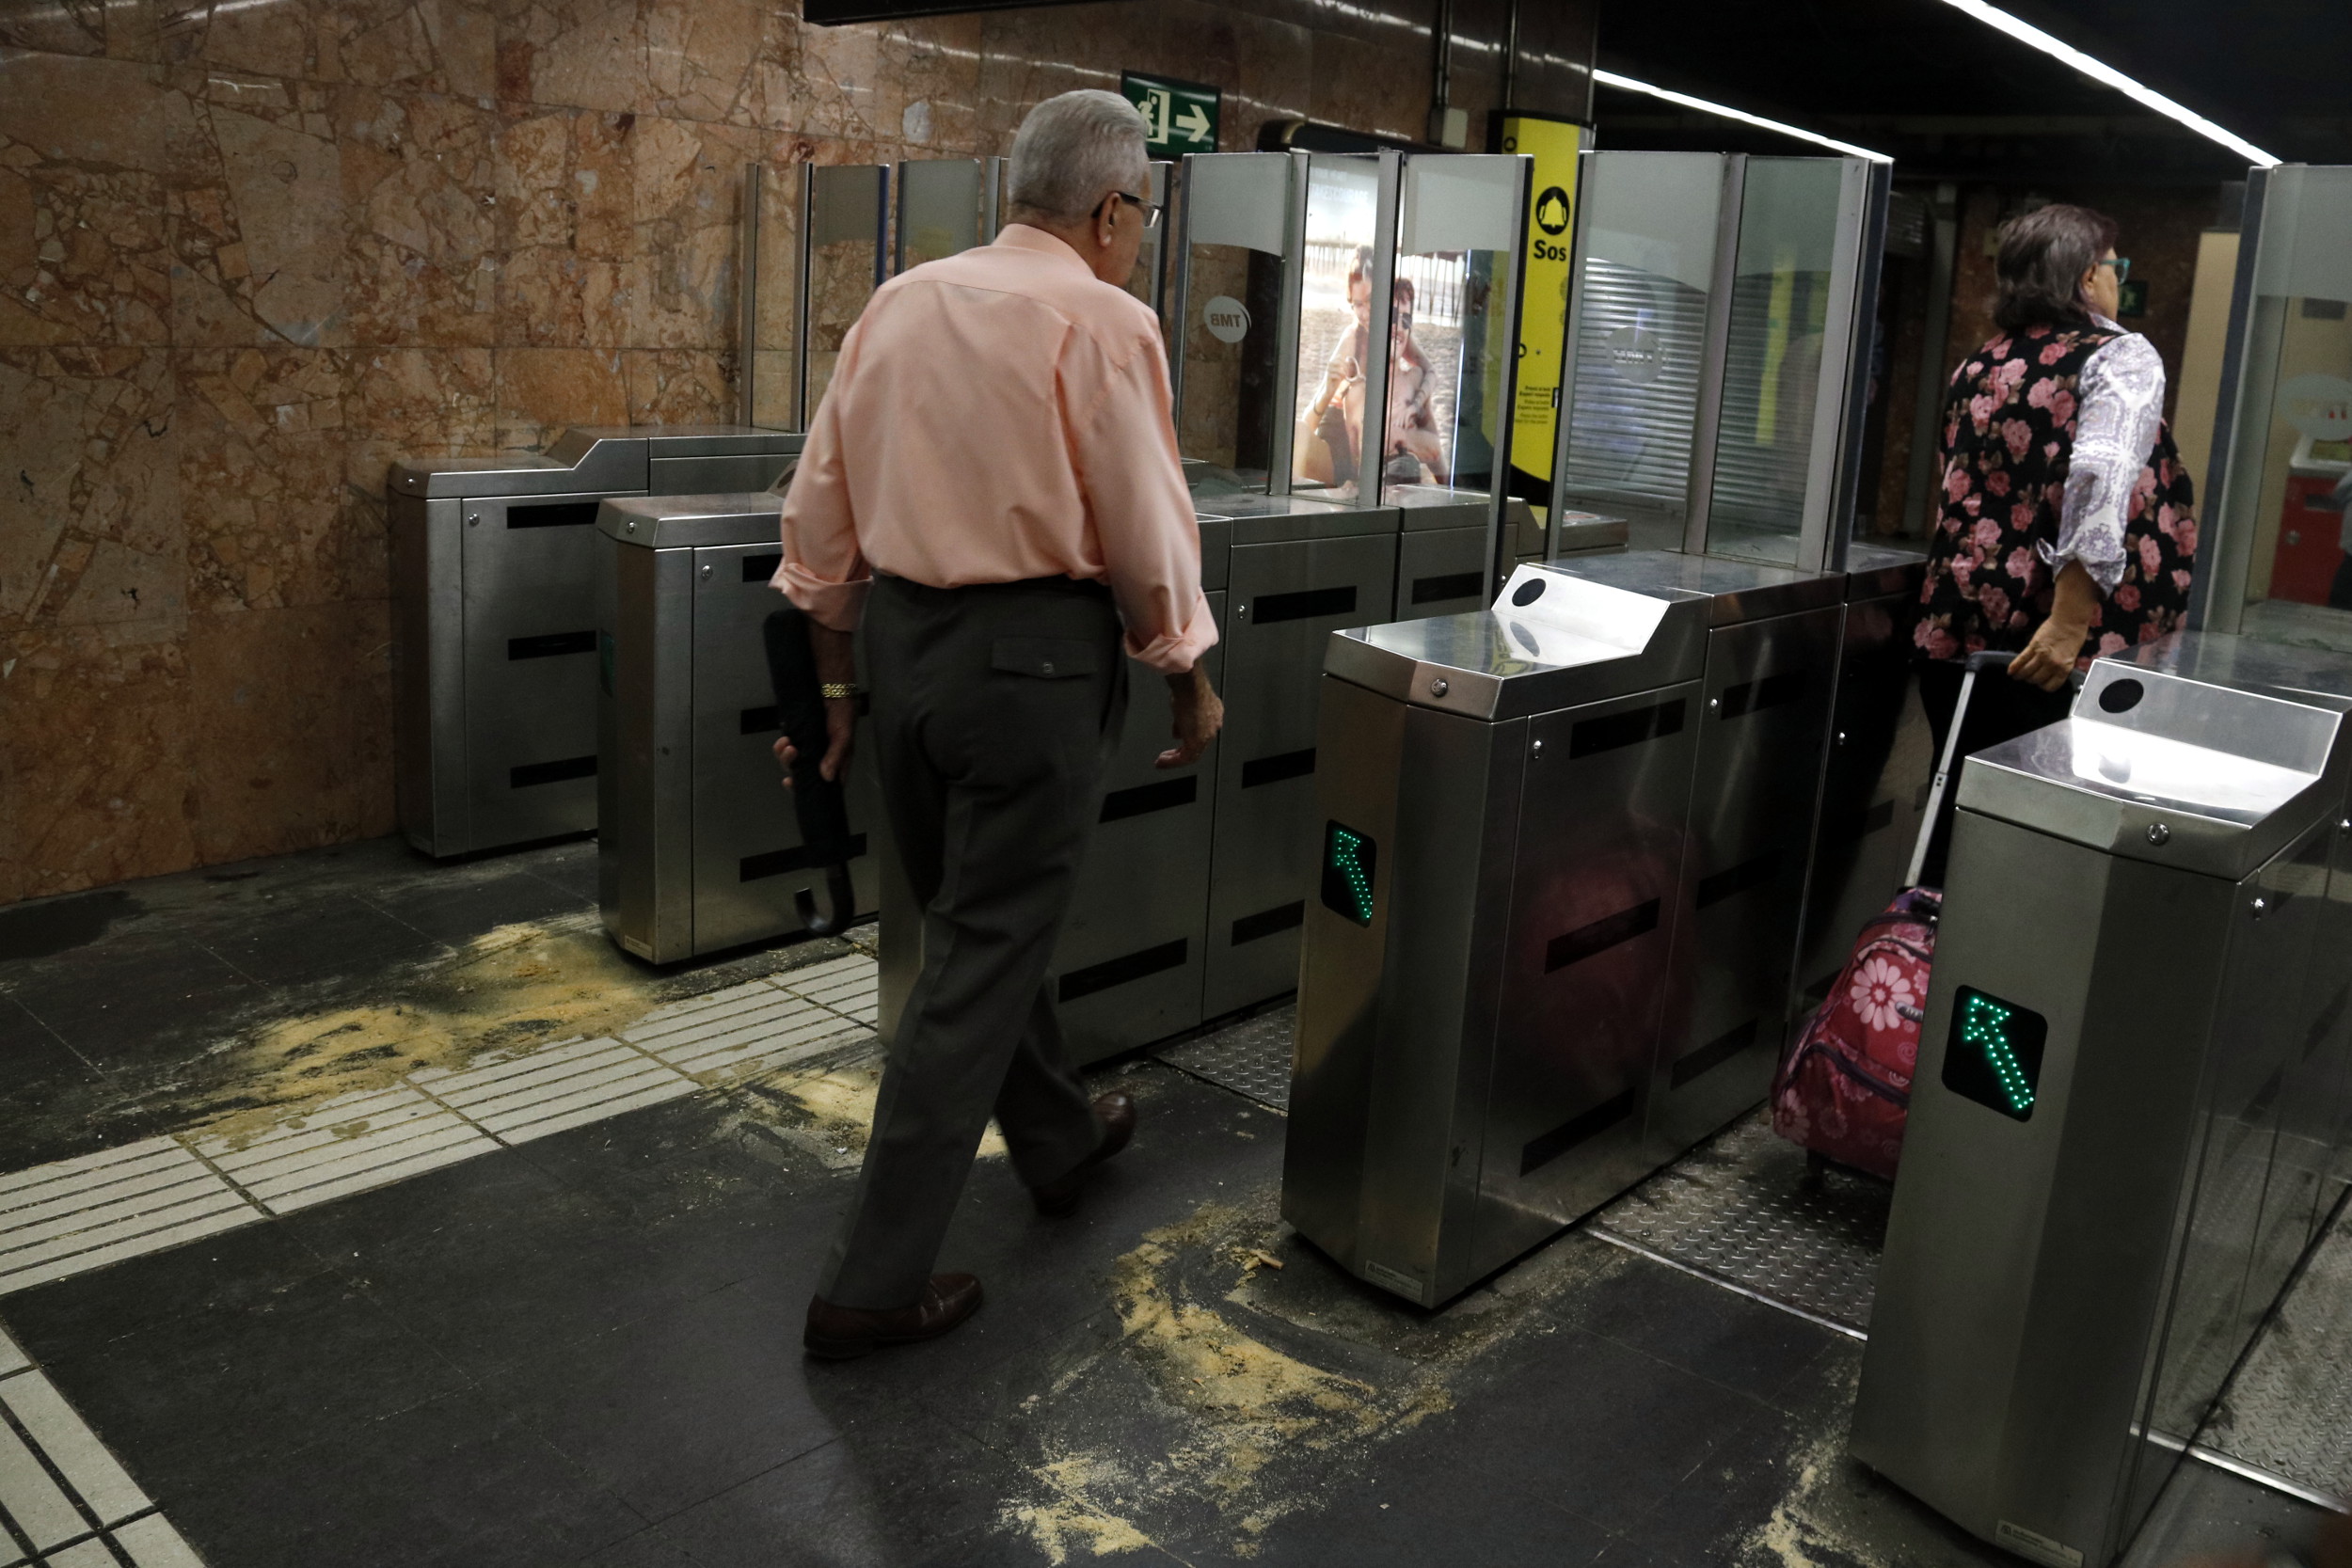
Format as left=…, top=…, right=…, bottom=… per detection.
left=2010, top=560, right=2100, bottom=692
left=774, top=622, right=860, bottom=788
left=772, top=698, right=856, bottom=788
left=1157, top=664, right=1224, bottom=768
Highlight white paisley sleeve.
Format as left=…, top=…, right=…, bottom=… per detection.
left=2044, top=331, right=2165, bottom=594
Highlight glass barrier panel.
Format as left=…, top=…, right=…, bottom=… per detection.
left=1380, top=154, right=1526, bottom=518
left=897, top=159, right=984, bottom=272
left=803, top=164, right=888, bottom=418
left=1555, top=151, right=1725, bottom=549
left=1125, top=162, right=1172, bottom=313
left=749, top=163, right=799, bottom=431
left=1704, top=157, right=1851, bottom=567
left=2212, top=166, right=2352, bottom=650
left=1174, top=152, right=1293, bottom=495
left=1292, top=155, right=1385, bottom=499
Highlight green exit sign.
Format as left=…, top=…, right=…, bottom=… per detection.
left=1122, top=71, right=1219, bottom=155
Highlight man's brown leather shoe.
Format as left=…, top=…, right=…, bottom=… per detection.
left=1031, top=1092, right=1136, bottom=1218
left=803, top=1274, right=983, bottom=1360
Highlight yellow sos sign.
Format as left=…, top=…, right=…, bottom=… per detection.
left=1498, top=115, right=1583, bottom=490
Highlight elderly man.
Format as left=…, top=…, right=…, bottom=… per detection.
left=773, top=90, right=1222, bottom=1359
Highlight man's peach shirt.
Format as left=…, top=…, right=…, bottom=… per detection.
left=772, top=224, right=1216, bottom=674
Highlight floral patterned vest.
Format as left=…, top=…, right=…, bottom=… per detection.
left=1914, top=324, right=2197, bottom=667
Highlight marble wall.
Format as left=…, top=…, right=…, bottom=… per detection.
left=0, top=0, right=1598, bottom=902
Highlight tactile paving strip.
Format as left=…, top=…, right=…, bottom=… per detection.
left=1591, top=1110, right=1891, bottom=1333
left=2199, top=1198, right=2352, bottom=1503
left=1155, top=1005, right=1297, bottom=1112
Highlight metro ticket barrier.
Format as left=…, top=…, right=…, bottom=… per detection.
left=1283, top=550, right=1840, bottom=1307
left=390, top=425, right=802, bottom=859
left=595, top=494, right=880, bottom=964
left=1853, top=654, right=2352, bottom=1568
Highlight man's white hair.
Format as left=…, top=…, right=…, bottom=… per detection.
left=1007, top=90, right=1150, bottom=224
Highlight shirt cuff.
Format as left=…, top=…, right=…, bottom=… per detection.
left=2037, top=532, right=2127, bottom=596
left=770, top=558, right=870, bottom=632
left=1123, top=589, right=1220, bottom=674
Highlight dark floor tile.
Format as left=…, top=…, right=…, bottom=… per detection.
left=583, top=1527, right=711, bottom=1566
left=642, top=1425, right=1051, bottom=1568
left=0, top=991, right=103, bottom=1115
left=484, top=1276, right=872, bottom=1521
left=358, top=866, right=593, bottom=946
left=2, top=1216, right=337, bottom=1370
left=527, top=843, right=605, bottom=902
left=1557, top=1247, right=1841, bottom=1411
left=27, top=1261, right=472, bottom=1501
left=163, top=1388, right=645, bottom=1568
left=4, top=933, right=257, bottom=1069
left=1419, top=1323, right=1769, bottom=1539
left=0, top=886, right=146, bottom=962
left=285, top=1146, right=777, bottom=1378
left=2121, top=1454, right=2337, bottom=1567
left=195, top=893, right=448, bottom=985
left=1247, top=1466, right=1614, bottom=1568
left=1614, top=1402, right=1811, bottom=1561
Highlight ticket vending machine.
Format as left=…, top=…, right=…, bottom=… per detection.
left=1285, top=551, right=1839, bottom=1306
left=1853, top=652, right=2352, bottom=1568
left=389, top=425, right=803, bottom=859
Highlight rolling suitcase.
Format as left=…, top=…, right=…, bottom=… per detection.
left=1771, top=650, right=2013, bottom=1180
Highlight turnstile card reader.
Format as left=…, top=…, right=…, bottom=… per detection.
left=1286, top=549, right=1842, bottom=1307
left=596, top=493, right=877, bottom=964
left=391, top=425, right=802, bottom=859
left=1287, top=561, right=1711, bottom=1306
left=1853, top=653, right=2352, bottom=1568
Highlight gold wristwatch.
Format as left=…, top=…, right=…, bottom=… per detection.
left=819, top=683, right=862, bottom=700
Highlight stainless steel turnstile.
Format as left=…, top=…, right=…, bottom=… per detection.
left=1389, top=486, right=1492, bottom=622
left=1792, top=545, right=1932, bottom=1011
left=1854, top=648, right=2352, bottom=1568
left=595, top=493, right=878, bottom=964
left=1205, top=494, right=1402, bottom=1020
left=1549, top=553, right=1845, bottom=1161
left=1284, top=550, right=1842, bottom=1306
left=1286, top=560, right=1710, bottom=1306
left=390, top=425, right=801, bottom=858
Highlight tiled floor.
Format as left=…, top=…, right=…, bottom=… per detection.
left=0, top=836, right=2340, bottom=1566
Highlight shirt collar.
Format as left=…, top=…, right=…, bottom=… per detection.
left=992, top=223, right=1097, bottom=278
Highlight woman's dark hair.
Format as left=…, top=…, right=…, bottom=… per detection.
left=1993, top=203, right=2121, bottom=332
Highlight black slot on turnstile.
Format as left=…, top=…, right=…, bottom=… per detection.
left=1411, top=572, right=1485, bottom=606
left=1101, top=777, right=1197, bottom=822
left=508, top=630, right=597, bottom=660
left=1253, top=586, right=1356, bottom=625
left=506, top=501, right=601, bottom=529
left=742, top=553, right=783, bottom=582
left=511, top=754, right=596, bottom=788
left=1058, top=939, right=1188, bottom=1002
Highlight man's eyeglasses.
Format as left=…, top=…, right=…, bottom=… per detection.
left=1112, top=190, right=1163, bottom=230
left=2099, top=256, right=2133, bottom=283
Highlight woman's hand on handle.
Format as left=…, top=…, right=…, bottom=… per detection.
left=2010, top=561, right=2100, bottom=692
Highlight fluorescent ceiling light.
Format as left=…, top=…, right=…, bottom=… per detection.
left=1593, top=68, right=1894, bottom=164
left=1932, top=0, right=2280, bottom=167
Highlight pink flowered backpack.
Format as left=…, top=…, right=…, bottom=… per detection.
left=1771, top=888, right=1940, bottom=1180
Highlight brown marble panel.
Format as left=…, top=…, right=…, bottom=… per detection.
left=796, top=14, right=986, bottom=150
left=181, top=599, right=394, bottom=864
left=1229, top=9, right=1313, bottom=148
left=342, top=345, right=494, bottom=598
left=494, top=0, right=644, bottom=115
left=337, top=87, right=497, bottom=347
left=170, top=80, right=353, bottom=347
left=1310, top=33, right=1426, bottom=145
left=495, top=105, right=631, bottom=346
left=0, top=620, right=194, bottom=902
left=622, top=346, right=727, bottom=424
left=494, top=343, right=625, bottom=450
left=620, top=114, right=755, bottom=350
left=975, top=4, right=1126, bottom=141
left=0, top=347, right=182, bottom=632
left=642, top=0, right=764, bottom=125
left=163, top=0, right=323, bottom=80
left=324, top=0, right=493, bottom=96
left=178, top=346, right=364, bottom=613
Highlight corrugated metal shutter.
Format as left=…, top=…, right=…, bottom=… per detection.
left=1556, top=259, right=1711, bottom=517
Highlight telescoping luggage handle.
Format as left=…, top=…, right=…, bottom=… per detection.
left=1902, top=650, right=2016, bottom=891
